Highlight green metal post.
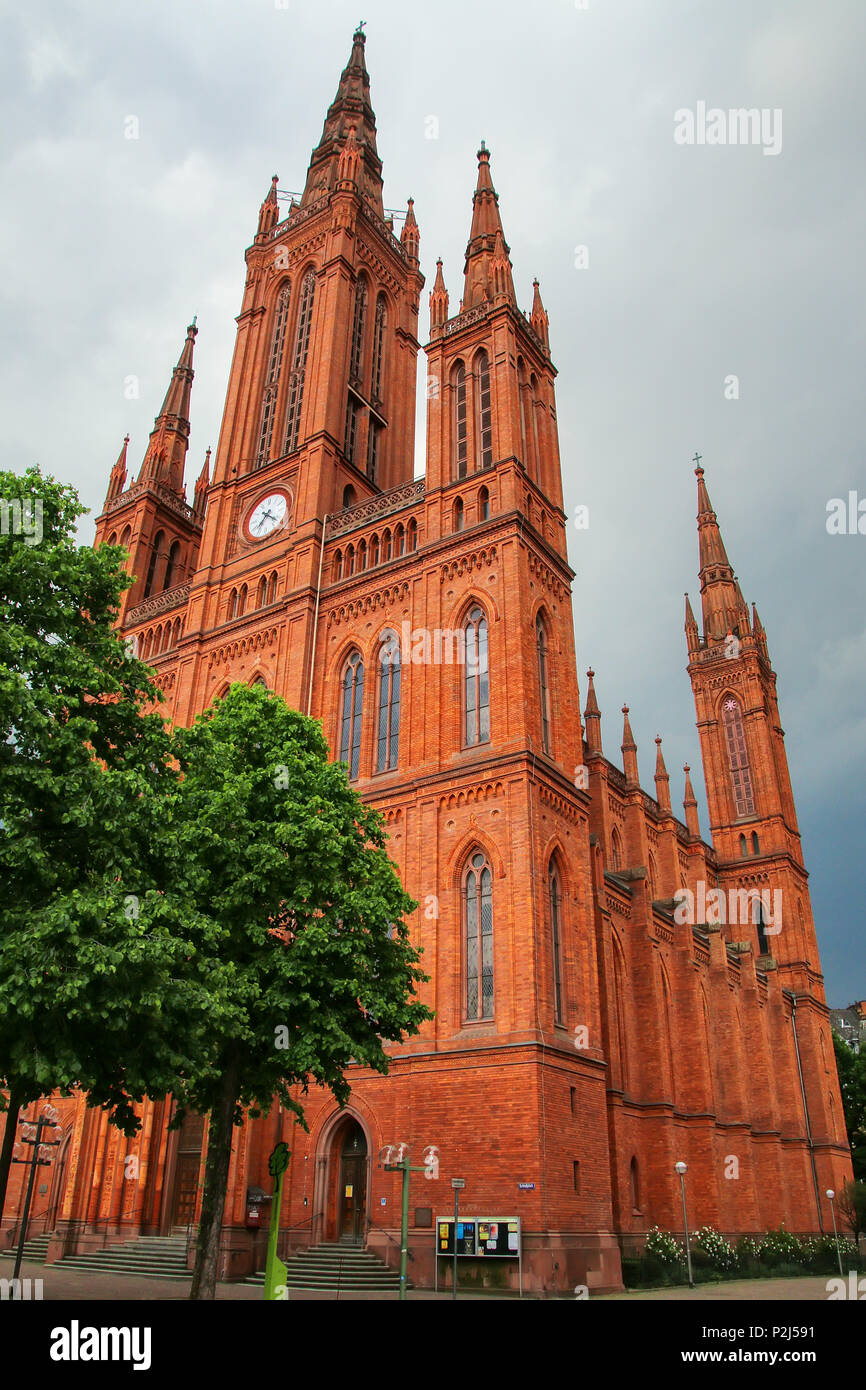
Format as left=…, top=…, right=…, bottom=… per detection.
left=263, top=1141, right=290, bottom=1300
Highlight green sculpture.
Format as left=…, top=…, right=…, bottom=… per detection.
left=263, top=1142, right=291, bottom=1300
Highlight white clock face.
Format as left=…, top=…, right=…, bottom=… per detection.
left=248, top=492, right=288, bottom=539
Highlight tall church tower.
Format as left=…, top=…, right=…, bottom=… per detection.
left=175, top=25, right=423, bottom=721
left=685, top=460, right=845, bottom=1176
left=94, top=321, right=207, bottom=624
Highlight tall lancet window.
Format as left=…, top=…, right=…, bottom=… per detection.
left=549, top=860, right=564, bottom=1023
left=283, top=268, right=316, bottom=454
left=537, top=612, right=551, bottom=754
left=453, top=362, right=468, bottom=479
left=476, top=350, right=492, bottom=470
left=464, top=606, right=489, bottom=746
left=464, top=850, right=494, bottom=1021
left=376, top=632, right=400, bottom=773
left=255, top=282, right=291, bottom=467
left=339, top=652, right=364, bottom=781
left=349, top=275, right=368, bottom=386
left=721, top=695, right=755, bottom=817
left=371, top=294, right=386, bottom=404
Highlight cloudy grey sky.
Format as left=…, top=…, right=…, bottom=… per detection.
left=2, top=0, right=863, bottom=1002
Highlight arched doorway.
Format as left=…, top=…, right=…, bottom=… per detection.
left=330, top=1118, right=368, bottom=1245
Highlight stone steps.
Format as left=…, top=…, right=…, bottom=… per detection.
left=55, top=1234, right=191, bottom=1281
left=0, top=1234, right=51, bottom=1264
left=245, top=1242, right=405, bottom=1291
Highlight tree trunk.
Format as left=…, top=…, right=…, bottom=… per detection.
left=0, top=1084, right=24, bottom=1229
left=189, top=1055, right=240, bottom=1300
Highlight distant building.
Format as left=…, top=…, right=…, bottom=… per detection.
left=830, top=1001, right=866, bottom=1054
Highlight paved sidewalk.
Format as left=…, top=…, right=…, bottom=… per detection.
left=599, top=1276, right=840, bottom=1301
left=0, top=1261, right=847, bottom=1301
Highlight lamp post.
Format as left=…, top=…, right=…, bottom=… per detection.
left=826, top=1189, right=844, bottom=1279
left=675, top=1161, right=693, bottom=1288
left=11, top=1106, right=61, bottom=1281
left=451, top=1178, right=465, bottom=1300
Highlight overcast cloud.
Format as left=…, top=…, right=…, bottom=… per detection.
left=1, top=0, right=863, bottom=1002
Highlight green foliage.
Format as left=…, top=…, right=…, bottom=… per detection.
left=644, top=1225, right=685, bottom=1266
left=159, top=682, right=432, bottom=1126
left=833, top=1031, right=866, bottom=1181
left=0, top=466, right=177, bottom=1132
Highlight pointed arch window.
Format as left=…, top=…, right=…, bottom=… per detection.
left=721, top=696, right=755, bottom=816
left=237, top=584, right=247, bottom=617
left=610, top=827, right=623, bottom=872
left=395, top=523, right=405, bottom=557
left=464, top=606, right=489, bottom=746
left=382, top=529, right=392, bottom=562
left=479, top=486, right=490, bottom=521
left=370, top=534, right=380, bottom=566
left=536, top=612, right=551, bottom=754
left=143, top=530, right=164, bottom=598
left=529, top=372, right=541, bottom=479
left=342, top=485, right=356, bottom=510
left=256, top=282, right=291, bottom=467
left=163, top=540, right=181, bottom=591
left=371, top=293, right=386, bottom=403
left=453, top=498, right=464, bottom=532
left=376, top=632, right=400, bottom=773
left=283, top=268, right=316, bottom=454
left=256, top=575, right=268, bottom=608
left=452, top=362, right=468, bottom=479
left=464, top=850, right=494, bottom=1021
left=268, top=571, right=278, bottom=604
left=549, top=860, right=564, bottom=1023
left=630, top=1157, right=641, bottom=1212
left=349, top=275, right=368, bottom=386
left=476, top=350, right=492, bottom=470
left=648, top=853, right=659, bottom=899
left=340, top=652, right=364, bottom=780
left=344, top=395, right=360, bottom=466
left=120, top=525, right=131, bottom=551
left=517, top=358, right=528, bottom=467
left=756, top=903, right=770, bottom=957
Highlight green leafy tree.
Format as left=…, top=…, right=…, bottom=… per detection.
left=836, top=1178, right=866, bottom=1241
left=0, top=466, right=178, bottom=1221
left=152, top=684, right=431, bottom=1300
left=833, top=1031, right=866, bottom=1181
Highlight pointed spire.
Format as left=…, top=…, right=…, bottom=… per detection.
left=530, top=278, right=549, bottom=347
left=194, top=447, right=211, bottom=517
left=400, top=196, right=420, bottom=263
left=683, top=764, right=701, bottom=839
left=751, top=602, right=769, bottom=658
left=583, top=669, right=602, bottom=754
left=337, top=124, right=362, bottom=186
left=302, top=25, right=384, bottom=215
left=462, top=143, right=516, bottom=308
left=621, top=705, right=639, bottom=784
left=693, top=456, right=748, bottom=643
left=256, top=174, right=280, bottom=239
left=430, top=257, right=449, bottom=328
left=654, top=736, right=671, bottom=812
left=156, top=320, right=197, bottom=423
left=684, top=591, right=700, bottom=656
left=106, top=434, right=129, bottom=503
left=138, top=321, right=197, bottom=495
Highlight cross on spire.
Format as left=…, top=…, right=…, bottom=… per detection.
left=692, top=451, right=702, bottom=471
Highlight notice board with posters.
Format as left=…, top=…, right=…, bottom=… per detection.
left=436, top=1217, right=520, bottom=1257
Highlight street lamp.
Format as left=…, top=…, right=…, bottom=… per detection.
left=11, top=1106, right=61, bottom=1281
left=826, top=1189, right=844, bottom=1279
left=675, top=1161, right=693, bottom=1288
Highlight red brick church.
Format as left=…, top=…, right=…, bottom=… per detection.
left=2, top=28, right=851, bottom=1293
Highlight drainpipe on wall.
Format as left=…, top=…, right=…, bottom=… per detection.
left=785, top=988, right=823, bottom=1232
left=307, top=513, right=328, bottom=716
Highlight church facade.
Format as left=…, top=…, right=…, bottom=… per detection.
left=2, top=28, right=851, bottom=1294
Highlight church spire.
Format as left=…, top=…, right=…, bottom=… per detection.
left=693, top=455, right=748, bottom=644
left=256, top=174, right=280, bottom=240
left=430, top=257, right=449, bottom=328
left=583, top=669, right=602, bottom=754
left=621, top=705, right=639, bottom=784
left=194, top=447, right=210, bottom=518
left=138, top=320, right=197, bottom=495
left=463, top=143, right=516, bottom=309
left=530, top=278, right=549, bottom=347
left=106, top=435, right=129, bottom=503
left=401, top=197, right=420, bottom=264
left=654, top=736, right=671, bottom=812
left=683, top=764, right=700, bottom=839
left=301, top=23, right=384, bottom=215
